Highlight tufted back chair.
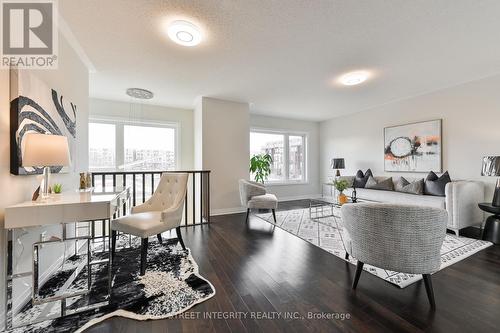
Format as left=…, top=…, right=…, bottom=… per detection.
left=132, top=173, right=188, bottom=215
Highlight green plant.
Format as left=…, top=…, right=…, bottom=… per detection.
left=249, top=153, right=273, bottom=183
left=53, top=183, right=62, bottom=194
left=333, top=179, right=348, bottom=193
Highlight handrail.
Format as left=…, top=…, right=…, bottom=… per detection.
left=91, top=170, right=210, bottom=226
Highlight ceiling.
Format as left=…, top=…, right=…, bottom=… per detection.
left=60, top=0, right=500, bottom=121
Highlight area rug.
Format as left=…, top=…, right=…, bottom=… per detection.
left=257, top=208, right=493, bottom=288
left=9, top=237, right=215, bottom=332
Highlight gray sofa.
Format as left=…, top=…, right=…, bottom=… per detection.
left=339, top=176, right=484, bottom=236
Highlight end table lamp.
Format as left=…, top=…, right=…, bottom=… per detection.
left=481, top=156, right=500, bottom=207
left=22, top=133, right=70, bottom=199
left=331, top=158, right=345, bottom=177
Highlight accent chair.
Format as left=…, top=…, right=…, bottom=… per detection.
left=238, top=179, right=278, bottom=223
left=341, top=203, right=447, bottom=308
left=111, top=173, right=188, bottom=275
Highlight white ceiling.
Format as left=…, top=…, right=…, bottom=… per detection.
left=60, top=0, right=500, bottom=121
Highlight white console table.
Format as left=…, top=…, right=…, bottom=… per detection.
left=4, top=186, right=130, bottom=329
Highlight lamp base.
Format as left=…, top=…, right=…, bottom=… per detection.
left=41, top=166, right=51, bottom=199
left=493, top=187, right=500, bottom=207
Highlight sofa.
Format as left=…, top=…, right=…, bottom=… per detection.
left=339, top=176, right=484, bottom=236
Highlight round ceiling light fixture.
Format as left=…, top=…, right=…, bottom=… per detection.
left=126, top=88, right=154, bottom=99
left=339, top=71, right=370, bottom=86
left=167, top=20, right=202, bottom=47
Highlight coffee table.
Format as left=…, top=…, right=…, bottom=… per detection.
left=309, top=196, right=377, bottom=221
left=309, top=197, right=353, bottom=221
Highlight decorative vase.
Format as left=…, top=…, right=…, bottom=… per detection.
left=338, top=192, right=348, bottom=205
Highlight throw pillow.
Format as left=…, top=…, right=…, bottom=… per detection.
left=353, top=169, right=373, bottom=188
left=365, top=176, right=394, bottom=191
left=424, top=171, right=451, bottom=196
left=395, top=177, right=424, bottom=195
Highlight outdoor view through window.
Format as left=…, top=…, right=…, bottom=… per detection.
left=250, top=131, right=305, bottom=183
left=89, top=122, right=176, bottom=171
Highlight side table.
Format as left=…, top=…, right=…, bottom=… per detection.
left=478, top=203, right=500, bottom=244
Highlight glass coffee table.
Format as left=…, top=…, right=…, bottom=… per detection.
left=309, top=196, right=371, bottom=221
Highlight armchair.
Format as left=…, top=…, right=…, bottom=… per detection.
left=111, top=173, right=188, bottom=275
left=238, top=179, right=278, bottom=223
left=341, top=203, right=447, bottom=308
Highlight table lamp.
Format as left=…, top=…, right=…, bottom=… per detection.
left=22, top=133, right=70, bottom=199
left=331, top=158, right=345, bottom=177
left=481, top=156, right=500, bottom=207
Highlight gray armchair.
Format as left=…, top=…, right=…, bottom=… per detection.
left=340, top=203, right=448, bottom=308
left=238, top=179, right=278, bottom=223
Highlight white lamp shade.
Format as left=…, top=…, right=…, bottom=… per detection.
left=22, top=133, right=70, bottom=167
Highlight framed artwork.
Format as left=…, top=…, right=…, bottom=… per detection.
left=10, top=69, right=77, bottom=175
left=384, top=119, right=442, bottom=172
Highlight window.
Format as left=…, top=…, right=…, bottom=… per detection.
left=89, top=123, right=116, bottom=170
left=250, top=129, right=307, bottom=183
left=89, top=120, right=178, bottom=171
left=124, top=125, right=176, bottom=171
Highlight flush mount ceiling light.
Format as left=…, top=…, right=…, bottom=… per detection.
left=339, top=71, right=370, bottom=86
left=126, top=88, right=154, bottom=99
left=167, top=20, right=202, bottom=46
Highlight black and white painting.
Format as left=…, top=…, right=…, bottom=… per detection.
left=384, top=119, right=442, bottom=172
left=10, top=69, right=77, bottom=175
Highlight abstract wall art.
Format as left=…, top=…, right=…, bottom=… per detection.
left=10, top=69, right=77, bottom=175
left=384, top=119, right=442, bottom=172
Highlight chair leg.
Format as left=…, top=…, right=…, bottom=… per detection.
left=352, top=261, right=364, bottom=289
left=423, top=274, right=436, bottom=309
left=245, top=208, right=250, bottom=223
left=272, top=209, right=277, bottom=223
left=176, top=226, right=186, bottom=250
left=157, top=233, right=163, bottom=244
left=111, top=230, right=117, bottom=259
left=140, top=237, right=148, bottom=276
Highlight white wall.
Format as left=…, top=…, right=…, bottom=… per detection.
left=250, top=114, right=321, bottom=200
left=320, top=74, right=500, bottom=199
left=89, top=98, right=194, bottom=169
left=195, top=97, right=250, bottom=214
left=0, top=32, right=89, bottom=326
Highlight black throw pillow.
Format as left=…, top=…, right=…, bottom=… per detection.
left=353, top=169, right=373, bottom=188
left=424, top=171, right=451, bottom=196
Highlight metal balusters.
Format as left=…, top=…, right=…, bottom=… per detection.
left=88, top=171, right=210, bottom=226
left=132, top=174, right=136, bottom=206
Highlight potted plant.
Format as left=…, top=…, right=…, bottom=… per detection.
left=333, top=179, right=349, bottom=204
left=53, top=183, right=63, bottom=194
left=249, top=153, right=273, bottom=183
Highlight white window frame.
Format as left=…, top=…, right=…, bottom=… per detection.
left=250, top=127, right=308, bottom=185
left=89, top=116, right=180, bottom=171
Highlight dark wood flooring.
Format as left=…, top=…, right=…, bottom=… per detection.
left=86, top=200, right=500, bottom=333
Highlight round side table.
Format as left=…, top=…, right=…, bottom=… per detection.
left=478, top=203, right=500, bottom=245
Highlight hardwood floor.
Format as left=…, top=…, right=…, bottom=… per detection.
left=86, top=200, right=500, bottom=333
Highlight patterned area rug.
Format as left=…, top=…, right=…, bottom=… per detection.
left=9, top=237, right=215, bottom=332
left=257, top=208, right=493, bottom=288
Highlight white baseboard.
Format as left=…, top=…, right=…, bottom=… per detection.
left=210, top=194, right=321, bottom=216
left=210, top=207, right=247, bottom=216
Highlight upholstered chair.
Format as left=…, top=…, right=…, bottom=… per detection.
left=238, top=179, right=278, bottom=223
left=341, top=203, right=447, bottom=308
left=111, top=173, right=188, bottom=275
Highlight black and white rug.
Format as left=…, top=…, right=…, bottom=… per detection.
left=257, top=208, right=493, bottom=288
left=10, top=237, right=215, bottom=332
